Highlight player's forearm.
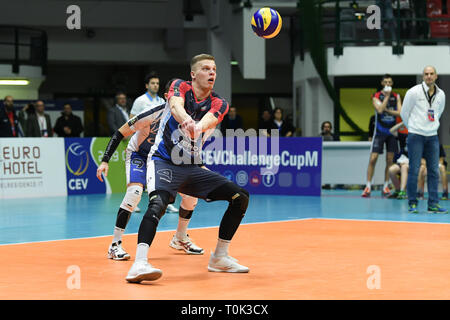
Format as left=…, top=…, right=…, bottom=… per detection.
left=102, top=124, right=132, bottom=162
left=373, top=100, right=386, bottom=114
left=389, top=121, right=403, bottom=135
left=385, top=109, right=400, bottom=116
left=197, top=113, right=218, bottom=132
left=170, top=101, right=191, bottom=124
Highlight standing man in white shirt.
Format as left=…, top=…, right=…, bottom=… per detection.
left=400, top=66, right=447, bottom=213
left=130, top=72, right=165, bottom=118
left=130, top=72, right=178, bottom=213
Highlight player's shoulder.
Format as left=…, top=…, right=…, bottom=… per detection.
left=372, top=91, right=382, bottom=99
left=133, top=93, right=147, bottom=104
left=211, top=91, right=228, bottom=104
left=172, top=79, right=191, bottom=88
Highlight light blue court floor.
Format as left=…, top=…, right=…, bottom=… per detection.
left=0, top=190, right=449, bottom=245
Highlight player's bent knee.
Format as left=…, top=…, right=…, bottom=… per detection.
left=120, top=184, right=143, bottom=212
left=180, top=193, right=198, bottom=211
left=143, top=191, right=170, bottom=225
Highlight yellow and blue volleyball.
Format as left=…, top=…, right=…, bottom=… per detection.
left=251, top=7, right=282, bottom=39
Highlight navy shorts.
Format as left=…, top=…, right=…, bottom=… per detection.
left=126, top=151, right=147, bottom=186
left=371, top=134, right=398, bottom=154
left=146, top=158, right=230, bottom=202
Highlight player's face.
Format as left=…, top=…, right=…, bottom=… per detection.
left=423, top=67, right=437, bottom=87
left=146, top=78, right=160, bottom=95
left=381, top=78, right=393, bottom=87
left=191, top=59, right=216, bottom=91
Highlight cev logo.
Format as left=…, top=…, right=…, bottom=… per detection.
left=66, top=142, right=90, bottom=176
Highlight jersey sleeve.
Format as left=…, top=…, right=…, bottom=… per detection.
left=209, top=97, right=229, bottom=124
left=167, top=79, right=190, bottom=101
left=127, top=105, right=165, bottom=132
left=130, top=97, right=144, bottom=116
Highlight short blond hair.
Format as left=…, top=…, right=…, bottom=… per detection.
left=190, top=54, right=215, bottom=71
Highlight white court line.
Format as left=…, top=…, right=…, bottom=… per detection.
left=0, top=218, right=314, bottom=247
left=313, top=217, right=450, bottom=225
left=2, top=216, right=449, bottom=247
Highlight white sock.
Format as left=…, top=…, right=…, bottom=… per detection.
left=135, top=243, right=149, bottom=262
left=176, top=218, right=190, bottom=240
left=383, top=181, right=389, bottom=189
left=366, top=182, right=371, bottom=190
left=112, top=227, right=124, bottom=243
left=214, top=238, right=230, bottom=257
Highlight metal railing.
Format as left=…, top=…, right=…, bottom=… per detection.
left=302, top=0, right=450, bottom=56
left=0, top=26, right=47, bottom=74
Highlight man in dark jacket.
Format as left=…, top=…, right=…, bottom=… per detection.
left=25, top=100, right=53, bottom=137
left=220, top=106, right=244, bottom=136
left=54, top=103, right=83, bottom=137
left=0, top=95, right=23, bottom=137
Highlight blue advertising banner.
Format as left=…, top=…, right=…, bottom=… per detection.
left=202, top=137, right=322, bottom=196
left=64, top=138, right=106, bottom=195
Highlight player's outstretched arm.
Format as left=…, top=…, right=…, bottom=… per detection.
left=196, top=112, right=219, bottom=133
left=96, top=122, right=133, bottom=182
left=170, top=96, right=191, bottom=124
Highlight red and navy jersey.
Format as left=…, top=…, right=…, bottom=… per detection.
left=373, top=90, right=399, bottom=135
left=150, top=79, right=229, bottom=163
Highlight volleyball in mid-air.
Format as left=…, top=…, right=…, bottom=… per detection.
left=251, top=7, right=282, bottom=39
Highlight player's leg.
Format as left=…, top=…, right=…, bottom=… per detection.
left=126, top=160, right=183, bottom=283
left=169, top=193, right=204, bottom=254
left=177, top=167, right=250, bottom=272
left=108, top=151, right=146, bottom=260
left=383, top=135, right=398, bottom=197
left=363, top=133, right=384, bottom=197
left=363, top=152, right=379, bottom=197
left=383, top=152, right=395, bottom=196
left=417, top=159, right=426, bottom=199
left=388, top=163, right=400, bottom=198
left=398, top=163, right=409, bottom=199
left=205, top=182, right=250, bottom=273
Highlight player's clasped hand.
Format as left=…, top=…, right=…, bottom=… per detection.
left=181, top=118, right=201, bottom=139
left=96, top=162, right=109, bottom=182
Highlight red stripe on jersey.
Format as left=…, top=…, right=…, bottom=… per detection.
left=209, top=98, right=229, bottom=123
left=167, top=79, right=191, bottom=100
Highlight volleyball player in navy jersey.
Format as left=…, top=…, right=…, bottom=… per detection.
left=125, top=54, right=250, bottom=283
left=362, top=74, right=402, bottom=197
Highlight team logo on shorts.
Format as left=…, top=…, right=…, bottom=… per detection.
left=157, top=169, right=173, bottom=183
left=236, top=170, right=248, bottom=187
left=66, top=142, right=90, bottom=176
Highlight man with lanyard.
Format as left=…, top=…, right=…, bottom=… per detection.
left=400, top=66, right=447, bottom=213
left=362, top=74, right=402, bottom=197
